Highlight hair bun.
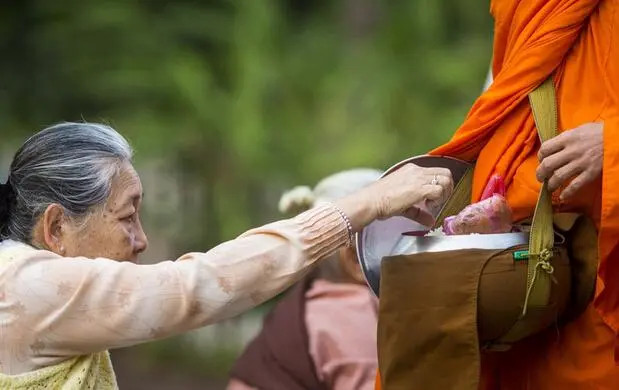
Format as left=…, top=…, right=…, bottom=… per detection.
left=0, top=183, right=13, bottom=234
left=278, top=186, right=315, bottom=214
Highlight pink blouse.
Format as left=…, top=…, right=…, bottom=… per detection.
left=0, top=204, right=347, bottom=375
left=305, top=280, right=379, bottom=390
left=227, top=280, right=379, bottom=390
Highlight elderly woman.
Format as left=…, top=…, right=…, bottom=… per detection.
left=0, top=122, right=452, bottom=388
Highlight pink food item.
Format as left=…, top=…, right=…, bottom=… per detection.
left=443, top=174, right=513, bottom=235
left=443, top=194, right=512, bottom=235
left=480, top=173, right=506, bottom=200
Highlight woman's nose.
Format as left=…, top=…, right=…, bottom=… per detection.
left=135, top=220, right=149, bottom=254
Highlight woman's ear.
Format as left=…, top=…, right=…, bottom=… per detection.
left=338, top=246, right=365, bottom=284
left=39, top=204, right=67, bottom=255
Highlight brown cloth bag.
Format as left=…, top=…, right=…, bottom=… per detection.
left=376, top=79, right=598, bottom=390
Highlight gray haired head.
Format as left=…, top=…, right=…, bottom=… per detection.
left=0, top=122, right=133, bottom=242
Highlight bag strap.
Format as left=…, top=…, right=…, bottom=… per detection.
left=521, top=77, right=557, bottom=315
left=493, top=78, right=558, bottom=346
left=432, top=78, right=558, bottom=316
left=434, top=167, right=473, bottom=227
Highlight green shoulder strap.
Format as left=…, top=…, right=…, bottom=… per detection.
left=495, top=78, right=558, bottom=345
left=434, top=167, right=473, bottom=228
left=521, top=77, right=557, bottom=314
left=432, top=78, right=557, bottom=315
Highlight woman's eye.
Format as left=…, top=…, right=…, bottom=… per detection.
left=122, top=214, right=136, bottom=222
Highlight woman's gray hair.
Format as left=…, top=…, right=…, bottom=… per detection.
left=0, top=122, right=133, bottom=242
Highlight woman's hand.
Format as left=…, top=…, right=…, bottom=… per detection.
left=536, top=122, right=603, bottom=200
left=335, top=163, right=453, bottom=231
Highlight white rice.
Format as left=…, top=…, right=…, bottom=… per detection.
left=425, top=227, right=446, bottom=237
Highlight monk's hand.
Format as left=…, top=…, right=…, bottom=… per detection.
left=536, top=122, right=603, bottom=201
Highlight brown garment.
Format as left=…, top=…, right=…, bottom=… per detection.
left=377, top=247, right=571, bottom=390
left=229, top=278, right=327, bottom=390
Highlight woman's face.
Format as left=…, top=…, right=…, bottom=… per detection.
left=61, top=162, right=149, bottom=262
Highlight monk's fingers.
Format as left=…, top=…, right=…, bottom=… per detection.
left=538, top=136, right=566, bottom=161
left=539, top=122, right=604, bottom=198
left=560, top=169, right=597, bottom=201
left=559, top=175, right=586, bottom=201
left=536, top=148, right=579, bottom=182
left=547, top=160, right=585, bottom=192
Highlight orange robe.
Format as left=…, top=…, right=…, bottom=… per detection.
left=377, top=0, right=619, bottom=388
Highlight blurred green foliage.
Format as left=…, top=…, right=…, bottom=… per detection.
left=0, top=0, right=493, bottom=384
left=1, top=0, right=492, bottom=246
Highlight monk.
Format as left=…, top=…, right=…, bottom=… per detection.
left=377, top=0, right=619, bottom=388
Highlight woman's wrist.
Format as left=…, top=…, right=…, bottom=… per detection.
left=330, top=204, right=355, bottom=246
left=333, top=189, right=377, bottom=233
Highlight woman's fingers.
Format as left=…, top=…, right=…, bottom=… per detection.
left=424, top=167, right=453, bottom=183
left=341, top=163, right=454, bottom=227
left=403, top=206, right=435, bottom=227
left=433, top=172, right=454, bottom=195
left=423, top=183, right=448, bottom=201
